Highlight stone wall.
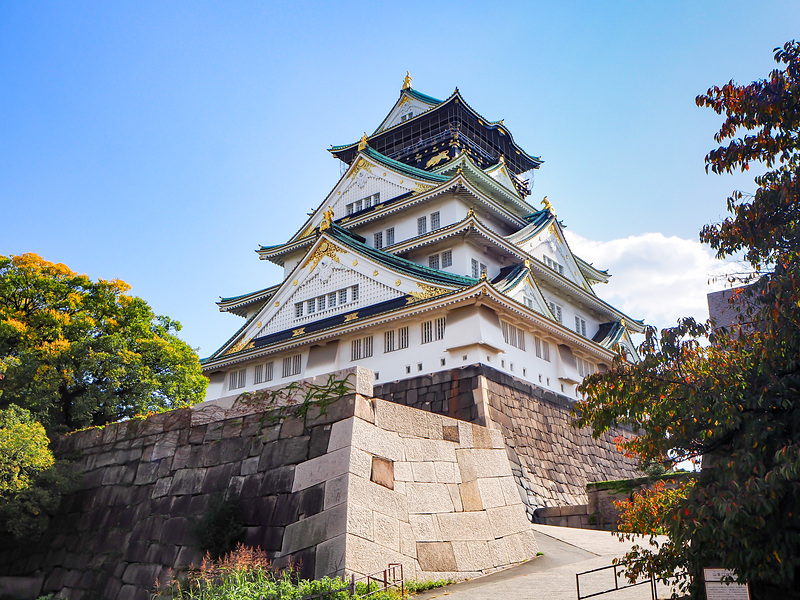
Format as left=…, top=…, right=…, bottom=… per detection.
left=0, top=368, right=537, bottom=600
left=374, top=364, right=640, bottom=515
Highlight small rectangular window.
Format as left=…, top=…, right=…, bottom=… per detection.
left=429, top=254, right=440, bottom=269
left=328, top=292, right=337, bottom=307
left=471, top=258, right=479, bottom=278
left=421, top=320, right=433, bottom=344
left=354, top=199, right=362, bottom=212
left=575, top=316, right=586, bottom=336
left=422, top=317, right=446, bottom=344
left=264, top=361, right=274, bottom=382
left=534, top=335, right=550, bottom=362
left=254, top=364, right=264, bottom=384
left=384, top=330, right=396, bottom=353
left=351, top=285, right=359, bottom=301
left=346, top=203, right=354, bottom=215
left=351, top=335, right=373, bottom=361
left=295, top=303, right=304, bottom=318
left=548, top=301, right=563, bottom=324
left=229, top=368, right=246, bottom=390
left=417, top=216, right=427, bottom=235
left=430, top=211, right=440, bottom=230
left=398, top=326, right=409, bottom=349
left=308, top=298, right=316, bottom=314
left=374, top=231, right=383, bottom=249
left=339, top=289, right=347, bottom=304
left=441, top=250, right=452, bottom=268
left=317, top=295, right=326, bottom=311
left=282, top=354, right=301, bottom=377
left=386, top=227, right=395, bottom=245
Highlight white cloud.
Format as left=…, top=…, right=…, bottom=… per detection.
left=564, top=231, right=735, bottom=332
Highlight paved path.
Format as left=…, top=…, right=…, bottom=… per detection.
left=414, top=525, right=679, bottom=600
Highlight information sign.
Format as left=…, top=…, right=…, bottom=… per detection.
left=703, top=568, right=750, bottom=600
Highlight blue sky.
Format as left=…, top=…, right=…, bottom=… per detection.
left=2, top=1, right=798, bottom=356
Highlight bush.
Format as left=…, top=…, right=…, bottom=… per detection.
left=191, top=495, right=244, bottom=559
left=0, top=405, right=77, bottom=543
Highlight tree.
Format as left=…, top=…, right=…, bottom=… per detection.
left=575, top=41, right=800, bottom=599
left=0, top=405, right=76, bottom=543
left=0, top=253, right=207, bottom=434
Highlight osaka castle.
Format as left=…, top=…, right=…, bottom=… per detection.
left=201, top=75, right=643, bottom=403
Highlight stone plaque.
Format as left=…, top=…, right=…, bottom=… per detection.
left=703, top=568, right=750, bottom=600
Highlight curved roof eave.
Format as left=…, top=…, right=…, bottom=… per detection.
left=331, top=89, right=543, bottom=169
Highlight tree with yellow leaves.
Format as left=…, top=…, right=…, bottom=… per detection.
left=0, top=253, right=207, bottom=435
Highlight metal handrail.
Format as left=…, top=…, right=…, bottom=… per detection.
left=301, top=563, right=404, bottom=600
left=576, top=560, right=656, bottom=600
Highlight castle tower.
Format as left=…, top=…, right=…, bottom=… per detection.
left=201, top=78, right=643, bottom=411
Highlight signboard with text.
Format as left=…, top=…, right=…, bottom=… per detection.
left=704, top=568, right=750, bottom=600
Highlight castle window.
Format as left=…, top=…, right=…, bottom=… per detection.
left=386, top=227, right=395, bottom=245
left=441, top=250, right=452, bottom=268
left=374, top=231, right=383, bottom=249
left=428, top=254, right=439, bottom=270
left=533, top=335, right=551, bottom=362
left=351, top=335, right=373, bottom=361
left=544, top=256, right=565, bottom=275
left=354, top=199, right=362, bottom=212
left=229, top=368, right=246, bottom=390
left=575, top=316, right=587, bottom=337
left=577, top=357, right=595, bottom=378
left=471, top=259, right=487, bottom=279
left=421, top=317, right=446, bottom=344
left=254, top=362, right=274, bottom=384
left=547, top=301, right=563, bottom=324
left=384, top=326, right=409, bottom=352
left=523, top=296, right=534, bottom=309
left=296, top=285, right=357, bottom=320
left=417, top=216, right=427, bottom=235
left=501, top=321, right=526, bottom=350
left=430, top=211, right=440, bottom=230
left=282, top=354, right=301, bottom=377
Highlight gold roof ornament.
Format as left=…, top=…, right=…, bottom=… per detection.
left=480, top=267, right=488, bottom=280
left=524, top=258, right=531, bottom=269
left=320, top=206, right=334, bottom=231
left=402, top=71, right=412, bottom=90
left=498, top=154, right=505, bottom=164
left=357, top=133, right=369, bottom=152
left=467, top=207, right=475, bottom=217
left=620, top=319, right=626, bottom=329
left=541, top=196, right=553, bottom=213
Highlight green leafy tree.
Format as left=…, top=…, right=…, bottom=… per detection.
left=575, top=41, right=800, bottom=599
left=0, top=405, right=76, bottom=543
left=0, top=253, right=207, bottom=434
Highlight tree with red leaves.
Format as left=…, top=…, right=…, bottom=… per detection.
left=575, top=41, right=800, bottom=599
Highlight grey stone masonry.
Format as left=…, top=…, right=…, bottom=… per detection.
left=0, top=367, right=539, bottom=599
left=374, top=364, right=641, bottom=514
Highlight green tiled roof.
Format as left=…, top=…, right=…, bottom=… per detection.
left=328, top=224, right=477, bottom=288
left=363, top=147, right=449, bottom=183
left=405, top=87, right=442, bottom=105
left=219, top=285, right=276, bottom=304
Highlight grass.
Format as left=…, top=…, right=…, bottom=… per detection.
left=151, top=544, right=453, bottom=600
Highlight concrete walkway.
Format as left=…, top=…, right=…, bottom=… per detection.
left=414, top=525, right=679, bottom=600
